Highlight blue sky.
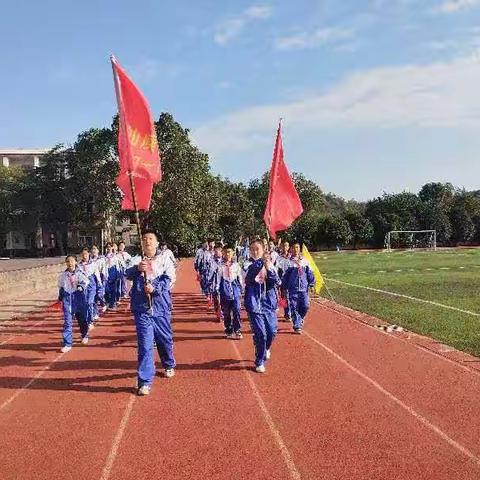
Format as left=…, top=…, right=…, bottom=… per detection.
left=2, top=0, right=480, bottom=200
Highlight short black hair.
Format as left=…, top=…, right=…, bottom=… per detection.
left=91, top=244, right=99, bottom=250
left=105, top=242, right=113, bottom=248
left=142, top=230, right=158, bottom=240
left=65, top=254, right=77, bottom=262
left=214, top=243, right=223, bottom=249
left=250, top=239, right=264, bottom=247
left=118, top=241, right=125, bottom=245
left=81, top=247, right=89, bottom=253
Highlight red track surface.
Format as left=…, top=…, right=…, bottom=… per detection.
left=1, top=260, right=480, bottom=479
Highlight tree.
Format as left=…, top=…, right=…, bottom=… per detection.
left=450, top=192, right=476, bottom=244
left=0, top=165, right=25, bottom=236
left=67, top=127, right=120, bottom=235
left=345, top=207, right=374, bottom=248
left=318, top=215, right=353, bottom=248
left=21, top=146, right=71, bottom=255
left=145, top=113, right=217, bottom=255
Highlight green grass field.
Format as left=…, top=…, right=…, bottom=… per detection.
left=313, top=248, right=480, bottom=357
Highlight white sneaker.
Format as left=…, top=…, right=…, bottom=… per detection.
left=137, top=385, right=151, bottom=396
left=255, top=364, right=266, bottom=373
left=94, top=315, right=99, bottom=321
left=165, top=369, right=175, bottom=378
left=225, top=333, right=234, bottom=339
left=235, top=332, right=243, bottom=339
left=81, top=337, right=89, bottom=345
left=88, top=323, right=95, bottom=331
left=265, top=349, right=271, bottom=360
left=61, top=345, right=72, bottom=353
left=101, top=306, right=107, bottom=313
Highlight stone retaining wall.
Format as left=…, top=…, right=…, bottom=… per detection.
left=0, top=262, right=63, bottom=304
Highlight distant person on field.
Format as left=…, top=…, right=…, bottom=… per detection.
left=207, top=243, right=224, bottom=321
left=58, top=255, right=90, bottom=353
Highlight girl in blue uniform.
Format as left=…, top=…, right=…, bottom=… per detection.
left=281, top=242, right=315, bottom=334
left=58, top=255, right=90, bottom=352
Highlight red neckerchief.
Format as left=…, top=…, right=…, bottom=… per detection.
left=292, top=256, right=305, bottom=277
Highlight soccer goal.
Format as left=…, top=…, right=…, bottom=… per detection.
left=384, top=230, right=437, bottom=252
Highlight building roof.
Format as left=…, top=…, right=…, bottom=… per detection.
left=0, top=148, right=51, bottom=155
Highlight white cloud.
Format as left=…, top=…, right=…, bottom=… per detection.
left=433, top=0, right=480, bottom=13
left=245, top=5, right=272, bottom=19
left=192, top=57, right=480, bottom=157
left=275, top=27, right=356, bottom=51
left=214, top=5, right=272, bottom=46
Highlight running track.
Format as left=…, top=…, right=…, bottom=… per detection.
left=1, top=260, right=479, bottom=479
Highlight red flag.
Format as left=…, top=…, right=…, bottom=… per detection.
left=263, top=122, right=303, bottom=239
left=111, top=56, right=161, bottom=211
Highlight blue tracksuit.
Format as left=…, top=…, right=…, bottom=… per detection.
left=195, top=249, right=212, bottom=296
left=281, top=257, right=315, bottom=331
left=78, top=260, right=101, bottom=326
left=207, top=255, right=223, bottom=318
left=117, top=251, right=132, bottom=297
left=244, top=259, right=281, bottom=367
left=104, top=253, right=120, bottom=308
left=276, top=254, right=292, bottom=319
left=126, top=254, right=176, bottom=388
left=218, top=262, right=243, bottom=334
left=58, top=268, right=89, bottom=346
left=90, top=255, right=106, bottom=317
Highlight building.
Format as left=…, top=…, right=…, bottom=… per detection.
left=0, top=148, right=50, bottom=170
left=0, top=149, right=52, bottom=256
left=0, top=148, right=138, bottom=256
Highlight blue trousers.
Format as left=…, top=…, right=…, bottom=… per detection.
left=248, top=311, right=277, bottom=367
left=288, top=292, right=309, bottom=330
left=221, top=297, right=241, bottom=334
left=85, top=283, right=96, bottom=325
left=105, top=279, right=118, bottom=308
left=134, top=311, right=175, bottom=387
left=62, top=298, right=88, bottom=346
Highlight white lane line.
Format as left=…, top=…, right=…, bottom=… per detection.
left=303, top=330, right=480, bottom=467
left=326, top=278, right=480, bottom=317
left=0, top=352, right=65, bottom=412
left=440, top=267, right=450, bottom=270
left=312, top=299, right=480, bottom=377
left=231, top=342, right=302, bottom=480
left=377, top=270, right=386, bottom=273
left=0, top=319, right=49, bottom=345
left=99, top=395, right=136, bottom=480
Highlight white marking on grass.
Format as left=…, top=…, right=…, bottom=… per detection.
left=326, top=278, right=480, bottom=317
left=377, top=270, right=386, bottom=273
left=100, top=396, right=136, bottom=480
left=440, top=267, right=450, bottom=270
left=425, top=268, right=433, bottom=271
left=395, top=270, right=403, bottom=272
left=459, top=267, right=465, bottom=269
left=0, top=352, right=65, bottom=412
left=303, top=330, right=480, bottom=468
left=231, top=342, right=302, bottom=480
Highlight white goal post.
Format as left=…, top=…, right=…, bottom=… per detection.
left=384, top=230, right=437, bottom=252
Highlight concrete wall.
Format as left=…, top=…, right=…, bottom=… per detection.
left=0, top=262, right=63, bottom=304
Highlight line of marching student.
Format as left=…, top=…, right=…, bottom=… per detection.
left=194, top=237, right=315, bottom=374
left=56, top=231, right=314, bottom=396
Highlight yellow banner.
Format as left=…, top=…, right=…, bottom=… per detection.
left=302, top=244, right=324, bottom=295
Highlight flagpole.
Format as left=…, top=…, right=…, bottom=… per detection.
left=111, top=55, right=151, bottom=308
